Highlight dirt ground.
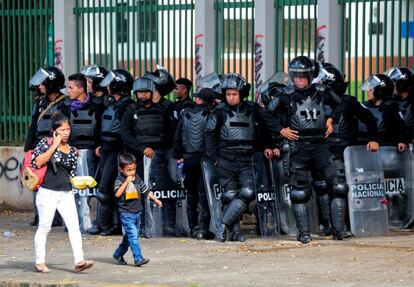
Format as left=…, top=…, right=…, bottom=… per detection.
left=0, top=211, right=413, bottom=287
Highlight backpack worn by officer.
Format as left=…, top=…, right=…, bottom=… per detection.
left=181, top=106, right=211, bottom=153
left=101, top=97, right=132, bottom=143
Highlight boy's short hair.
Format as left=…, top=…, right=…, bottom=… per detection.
left=68, top=73, right=87, bottom=92
left=119, top=153, right=136, bottom=169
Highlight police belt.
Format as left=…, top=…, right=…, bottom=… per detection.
left=221, top=140, right=254, bottom=147
left=296, top=135, right=325, bottom=142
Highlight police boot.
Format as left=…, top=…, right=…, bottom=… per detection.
left=317, top=194, right=333, bottom=236
left=293, top=204, right=311, bottom=244
left=229, top=221, right=246, bottom=242
left=216, top=223, right=228, bottom=242
left=331, top=198, right=352, bottom=240
left=88, top=224, right=101, bottom=235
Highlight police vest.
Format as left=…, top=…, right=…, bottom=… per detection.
left=70, top=106, right=97, bottom=147
left=100, top=97, right=129, bottom=142
left=36, top=99, right=69, bottom=140
left=219, top=108, right=255, bottom=152
left=325, top=104, right=352, bottom=139
left=182, top=108, right=210, bottom=153
left=133, top=105, right=167, bottom=145
left=290, top=95, right=326, bottom=133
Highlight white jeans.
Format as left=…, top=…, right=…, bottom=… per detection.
left=35, top=187, right=84, bottom=265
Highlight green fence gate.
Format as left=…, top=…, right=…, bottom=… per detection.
left=0, top=0, right=54, bottom=145
left=73, top=0, right=195, bottom=88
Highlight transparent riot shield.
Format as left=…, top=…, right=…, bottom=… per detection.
left=201, top=156, right=223, bottom=235
left=144, top=150, right=188, bottom=237
left=344, top=146, right=389, bottom=237
left=379, top=146, right=413, bottom=229
left=73, top=149, right=97, bottom=233
left=272, top=149, right=298, bottom=236
left=167, top=150, right=190, bottom=235
left=252, top=153, right=281, bottom=239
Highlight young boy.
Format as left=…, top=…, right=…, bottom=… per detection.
left=113, top=153, right=162, bottom=266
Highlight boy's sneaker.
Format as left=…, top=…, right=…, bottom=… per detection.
left=113, top=254, right=127, bottom=265
left=135, top=258, right=150, bottom=267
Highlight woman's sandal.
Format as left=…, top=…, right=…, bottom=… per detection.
left=35, top=263, right=51, bottom=273
left=74, top=259, right=94, bottom=272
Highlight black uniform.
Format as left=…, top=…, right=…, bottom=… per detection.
left=95, top=96, right=135, bottom=234
left=264, top=84, right=346, bottom=242
left=205, top=101, right=270, bottom=241
left=175, top=96, right=195, bottom=116
left=358, top=100, right=406, bottom=146
left=121, top=100, right=177, bottom=236
left=173, top=103, right=211, bottom=237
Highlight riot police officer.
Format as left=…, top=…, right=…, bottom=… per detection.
left=92, top=69, right=134, bottom=235
left=25, top=66, right=70, bottom=227
left=358, top=73, right=407, bottom=151
left=205, top=73, right=273, bottom=242
left=264, top=56, right=345, bottom=243
left=66, top=73, right=104, bottom=233
left=385, top=67, right=414, bottom=142
left=173, top=87, right=215, bottom=239
left=25, top=67, right=70, bottom=152
left=313, top=63, right=379, bottom=237
left=121, top=76, right=179, bottom=237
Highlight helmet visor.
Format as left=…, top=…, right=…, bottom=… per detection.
left=29, top=68, right=50, bottom=87
left=312, top=68, right=335, bottom=84
left=99, top=71, right=116, bottom=87
left=361, top=75, right=383, bottom=91
left=221, top=73, right=246, bottom=91
left=196, top=73, right=222, bottom=91
left=384, top=67, right=404, bottom=81
left=81, top=64, right=100, bottom=77
left=133, top=78, right=155, bottom=92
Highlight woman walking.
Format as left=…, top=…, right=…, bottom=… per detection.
left=32, top=112, right=93, bottom=273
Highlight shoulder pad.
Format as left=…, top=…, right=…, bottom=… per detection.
left=267, top=97, right=281, bottom=112
left=282, top=85, right=295, bottom=95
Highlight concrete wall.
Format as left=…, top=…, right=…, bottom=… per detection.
left=0, top=147, right=33, bottom=210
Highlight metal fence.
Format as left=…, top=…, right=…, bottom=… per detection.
left=73, top=0, right=195, bottom=85
left=214, top=0, right=255, bottom=97
left=339, top=0, right=414, bottom=101
left=0, top=0, right=54, bottom=145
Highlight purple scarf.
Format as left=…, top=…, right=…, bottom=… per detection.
left=70, top=94, right=90, bottom=112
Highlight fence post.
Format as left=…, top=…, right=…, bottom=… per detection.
left=194, top=0, right=217, bottom=79
left=317, top=0, right=341, bottom=67
left=53, top=0, right=77, bottom=77
left=254, top=0, right=276, bottom=102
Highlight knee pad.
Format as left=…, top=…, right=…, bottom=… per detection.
left=221, top=190, right=238, bottom=205
left=290, top=189, right=311, bottom=204
left=332, top=179, right=349, bottom=199
left=312, top=180, right=329, bottom=196
left=239, top=187, right=255, bottom=203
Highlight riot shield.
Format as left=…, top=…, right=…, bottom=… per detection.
left=379, top=146, right=413, bottom=229
left=143, top=150, right=188, bottom=237
left=344, top=146, right=388, bottom=237
left=272, top=151, right=298, bottom=236
left=73, top=149, right=97, bottom=233
left=251, top=153, right=281, bottom=239
left=200, top=156, right=223, bottom=235
left=167, top=150, right=190, bottom=235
